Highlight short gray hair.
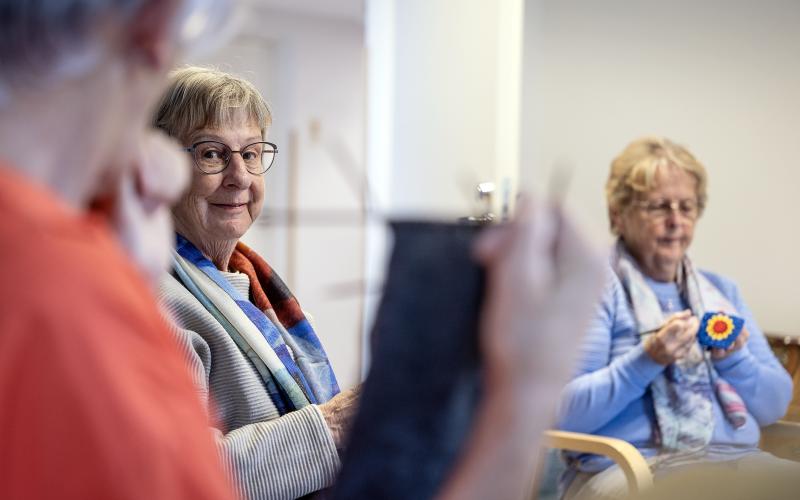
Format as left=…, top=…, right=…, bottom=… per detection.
left=0, top=0, right=142, bottom=91
left=154, top=66, right=272, bottom=143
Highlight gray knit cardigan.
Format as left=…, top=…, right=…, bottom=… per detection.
left=157, top=271, right=340, bottom=500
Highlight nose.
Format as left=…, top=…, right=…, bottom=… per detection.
left=222, top=152, right=252, bottom=189
left=664, top=208, right=681, bottom=229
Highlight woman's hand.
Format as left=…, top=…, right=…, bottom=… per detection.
left=319, top=385, right=361, bottom=453
left=644, top=311, right=700, bottom=365
left=436, top=198, right=605, bottom=500
left=711, top=327, right=750, bottom=361
left=473, top=198, right=606, bottom=398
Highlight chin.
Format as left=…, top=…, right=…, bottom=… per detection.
left=209, top=221, right=250, bottom=241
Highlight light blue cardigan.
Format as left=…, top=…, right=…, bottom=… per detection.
left=557, top=266, right=792, bottom=474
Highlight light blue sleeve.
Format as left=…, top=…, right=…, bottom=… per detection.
left=705, top=273, right=793, bottom=426
left=557, top=273, right=665, bottom=433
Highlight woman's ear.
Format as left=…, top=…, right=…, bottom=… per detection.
left=126, top=0, right=182, bottom=70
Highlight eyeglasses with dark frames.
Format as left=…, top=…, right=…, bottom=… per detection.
left=184, top=140, right=278, bottom=175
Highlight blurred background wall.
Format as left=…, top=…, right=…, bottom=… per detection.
left=523, top=0, right=800, bottom=336
left=187, top=0, right=800, bottom=389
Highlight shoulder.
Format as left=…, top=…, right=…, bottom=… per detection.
left=157, top=272, right=215, bottom=325
left=157, top=271, right=196, bottom=306
left=156, top=272, right=220, bottom=360
left=156, top=271, right=214, bottom=335
left=599, top=264, right=628, bottom=310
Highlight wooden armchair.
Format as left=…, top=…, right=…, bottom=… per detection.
left=541, top=430, right=653, bottom=496
left=541, top=420, right=800, bottom=497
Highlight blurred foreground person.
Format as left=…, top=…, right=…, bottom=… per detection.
left=558, top=137, right=793, bottom=499
left=0, top=1, right=237, bottom=499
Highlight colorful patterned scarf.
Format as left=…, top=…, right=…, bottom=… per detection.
left=613, top=242, right=747, bottom=453
left=173, top=234, right=339, bottom=415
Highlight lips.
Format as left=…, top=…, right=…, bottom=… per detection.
left=657, top=238, right=684, bottom=246
left=210, top=201, right=248, bottom=208
left=209, top=202, right=249, bottom=214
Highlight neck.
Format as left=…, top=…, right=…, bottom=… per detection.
left=0, top=76, right=117, bottom=211
left=177, top=225, right=238, bottom=272
left=203, top=239, right=238, bottom=272
left=645, top=266, right=677, bottom=282
left=639, top=256, right=679, bottom=282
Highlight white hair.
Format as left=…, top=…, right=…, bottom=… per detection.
left=0, top=0, right=236, bottom=105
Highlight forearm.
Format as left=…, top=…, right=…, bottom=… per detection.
left=711, top=282, right=793, bottom=424
left=217, top=405, right=341, bottom=500
left=558, top=344, right=664, bottom=432
left=437, top=380, right=557, bottom=500
left=168, top=325, right=340, bottom=499
left=714, top=348, right=792, bottom=425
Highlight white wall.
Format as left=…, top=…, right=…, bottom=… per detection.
left=523, top=0, right=800, bottom=334
left=192, top=4, right=367, bottom=389
left=362, top=0, right=525, bottom=374
left=382, top=0, right=523, bottom=218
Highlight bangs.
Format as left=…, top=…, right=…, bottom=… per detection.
left=154, top=66, right=272, bottom=143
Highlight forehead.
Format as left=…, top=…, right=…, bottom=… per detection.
left=189, top=120, right=262, bottom=144
left=645, top=165, right=697, bottom=199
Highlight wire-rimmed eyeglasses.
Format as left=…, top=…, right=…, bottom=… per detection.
left=634, top=198, right=700, bottom=221
left=184, top=140, right=278, bottom=175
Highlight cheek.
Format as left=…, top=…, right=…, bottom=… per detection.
left=180, top=176, right=220, bottom=218
left=682, top=225, right=695, bottom=244
left=250, top=178, right=266, bottom=216
left=174, top=193, right=205, bottom=228
left=620, top=217, right=653, bottom=246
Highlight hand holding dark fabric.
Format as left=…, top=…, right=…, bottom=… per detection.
left=438, top=199, right=606, bottom=500
left=474, top=199, right=607, bottom=391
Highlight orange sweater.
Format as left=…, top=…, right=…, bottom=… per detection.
left=0, top=165, right=235, bottom=500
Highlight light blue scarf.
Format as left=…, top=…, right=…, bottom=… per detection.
left=613, top=242, right=746, bottom=453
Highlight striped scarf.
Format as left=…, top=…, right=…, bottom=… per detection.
left=173, top=234, right=339, bottom=414
left=613, top=242, right=747, bottom=453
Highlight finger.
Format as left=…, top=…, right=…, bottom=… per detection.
left=741, top=328, right=750, bottom=342
left=673, top=343, right=694, bottom=361
left=660, top=320, right=686, bottom=339
left=473, top=224, right=514, bottom=264
left=552, top=205, right=606, bottom=284
left=666, top=310, right=693, bottom=324
left=497, top=196, right=559, bottom=288
left=711, top=348, right=726, bottom=359
left=683, top=316, right=700, bottom=340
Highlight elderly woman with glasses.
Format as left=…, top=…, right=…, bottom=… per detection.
left=154, top=66, right=358, bottom=500
left=557, top=136, right=793, bottom=499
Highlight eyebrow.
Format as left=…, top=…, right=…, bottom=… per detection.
left=190, top=133, right=263, bottom=145
left=646, top=198, right=697, bottom=202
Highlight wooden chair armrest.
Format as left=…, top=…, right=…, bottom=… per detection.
left=760, top=420, right=800, bottom=462
left=543, top=430, right=654, bottom=494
